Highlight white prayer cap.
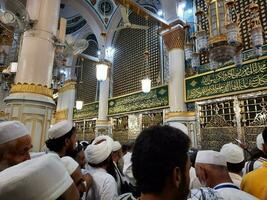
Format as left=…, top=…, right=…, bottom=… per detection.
left=112, top=141, right=122, bottom=152
left=61, top=156, right=79, bottom=175
left=257, top=133, right=264, bottom=151
left=169, top=122, right=188, bottom=135
left=85, top=135, right=113, bottom=165
left=196, top=150, right=227, bottom=167
left=0, top=154, right=73, bottom=200
left=0, top=121, right=28, bottom=145
left=48, top=120, right=73, bottom=139
left=220, top=143, right=244, bottom=164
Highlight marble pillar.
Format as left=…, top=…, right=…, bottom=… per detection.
left=54, top=81, right=76, bottom=123
left=162, top=27, right=197, bottom=146
left=95, top=78, right=112, bottom=137
left=4, top=0, right=61, bottom=151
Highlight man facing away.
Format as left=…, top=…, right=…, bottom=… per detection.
left=85, top=135, right=118, bottom=200
left=131, top=125, right=191, bottom=200
left=220, top=143, right=245, bottom=187
left=241, top=127, right=267, bottom=199
left=195, top=150, right=257, bottom=200
left=0, top=121, right=32, bottom=171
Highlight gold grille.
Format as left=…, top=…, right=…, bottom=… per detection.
left=142, top=111, right=163, bottom=130
left=199, top=100, right=236, bottom=127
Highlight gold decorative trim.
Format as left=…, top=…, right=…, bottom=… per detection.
left=165, top=112, right=196, bottom=119
left=0, top=111, right=6, bottom=118
left=54, top=109, right=69, bottom=123
left=208, top=35, right=227, bottom=45
left=162, top=27, right=185, bottom=51
left=96, top=120, right=112, bottom=125
left=11, top=83, right=53, bottom=98
left=58, top=81, right=76, bottom=93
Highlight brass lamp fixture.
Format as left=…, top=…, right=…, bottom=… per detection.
left=185, top=0, right=264, bottom=70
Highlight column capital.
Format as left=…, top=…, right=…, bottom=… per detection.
left=58, top=80, right=76, bottom=94
left=162, top=27, right=185, bottom=51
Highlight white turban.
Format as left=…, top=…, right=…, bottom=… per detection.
left=85, top=135, right=113, bottom=164
left=112, top=141, right=122, bottom=152
left=61, top=156, right=79, bottom=175
left=0, top=121, right=28, bottom=145
left=48, top=120, right=73, bottom=139
left=169, top=122, right=189, bottom=135
left=196, top=150, right=227, bottom=167
left=220, top=143, right=244, bottom=164
left=257, top=133, right=264, bottom=151
left=0, top=154, right=73, bottom=200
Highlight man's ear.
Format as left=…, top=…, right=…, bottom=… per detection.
left=65, top=138, right=70, bottom=146
left=172, top=167, right=181, bottom=188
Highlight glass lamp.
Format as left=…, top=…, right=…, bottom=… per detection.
left=141, top=78, right=151, bottom=93
left=96, top=62, right=109, bottom=81
left=76, top=101, right=84, bottom=110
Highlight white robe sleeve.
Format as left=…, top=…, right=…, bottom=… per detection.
left=100, top=175, right=118, bottom=200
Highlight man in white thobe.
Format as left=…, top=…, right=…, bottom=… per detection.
left=85, top=135, right=118, bottom=200
left=195, top=150, right=258, bottom=200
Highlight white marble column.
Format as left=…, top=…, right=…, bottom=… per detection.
left=95, top=78, right=112, bottom=137
left=4, top=0, right=61, bottom=151
left=162, top=27, right=197, bottom=144
left=162, top=27, right=187, bottom=112
left=55, top=81, right=76, bottom=123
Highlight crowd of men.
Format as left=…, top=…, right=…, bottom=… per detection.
left=0, top=119, right=267, bottom=200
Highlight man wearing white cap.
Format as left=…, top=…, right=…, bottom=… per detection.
left=195, top=150, right=257, bottom=200
left=220, top=143, right=245, bottom=187
left=0, top=154, right=80, bottom=200
left=0, top=121, right=32, bottom=171
left=244, top=132, right=267, bottom=174
left=85, top=135, right=118, bottom=200
left=241, top=127, right=267, bottom=199
left=45, top=120, right=77, bottom=157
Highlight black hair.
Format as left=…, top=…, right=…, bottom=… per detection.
left=263, top=127, right=267, bottom=144
left=132, top=125, right=190, bottom=194
left=45, top=127, right=75, bottom=153
left=122, top=144, right=128, bottom=154
left=80, top=141, right=89, bottom=149
left=250, top=147, right=267, bottom=160
left=227, top=161, right=245, bottom=173
left=188, top=148, right=198, bottom=168
left=69, top=142, right=84, bottom=159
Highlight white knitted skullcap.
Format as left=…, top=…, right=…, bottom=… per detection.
left=220, top=143, right=244, bottom=164
left=48, top=120, right=73, bottom=139
left=0, top=121, right=28, bottom=145
left=0, top=154, right=73, bottom=200
left=196, top=150, right=227, bottom=167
